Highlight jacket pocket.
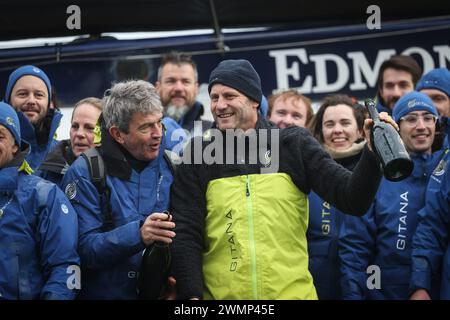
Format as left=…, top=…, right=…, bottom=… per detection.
left=12, top=242, right=34, bottom=300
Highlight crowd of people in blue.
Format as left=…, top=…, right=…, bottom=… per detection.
left=0, top=51, right=449, bottom=300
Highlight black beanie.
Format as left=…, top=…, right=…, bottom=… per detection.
left=208, top=59, right=262, bottom=104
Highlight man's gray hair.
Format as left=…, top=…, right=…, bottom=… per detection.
left=102, top=80, right=163, bottom=133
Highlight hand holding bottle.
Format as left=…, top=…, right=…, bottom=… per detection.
left=364, top=99, right=413, bottom=181
left=138, top=211, right=174, bottom=300
left=363, top=111, right=399, bottom=152
left=140, top=211, right=176, bottom=246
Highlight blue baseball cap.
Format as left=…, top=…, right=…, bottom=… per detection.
left=393, top=91, right=438, bottom=122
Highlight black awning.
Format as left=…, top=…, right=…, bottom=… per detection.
left=2, top=0, right=450, bottom=41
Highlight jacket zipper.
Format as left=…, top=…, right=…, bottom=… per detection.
left=246, top=175, right=258, bottom=299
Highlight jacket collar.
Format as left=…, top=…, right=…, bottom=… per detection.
left=179, top=101, right=205, bottom=131
left=0, top=143, right=31, bottom=191
left=100, top=120, right=132, bottom=180
left=206, top=115, right=277, bottom=156
left=409, top=152, right=435, bottom=178
left=375, top=95, right=392, bottom=116
left=17, top=108, right=62, bottom=148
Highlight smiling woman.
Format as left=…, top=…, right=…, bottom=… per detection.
left=38, top=97, right=103, bottom=187
left=70, top=98, right=103, bottom=157
left=306, top=94, right=367, bottom=300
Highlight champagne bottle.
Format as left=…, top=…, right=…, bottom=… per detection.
left=365, top=99, right=414, bottom=181
left=137, top=212, right=172, bottom=300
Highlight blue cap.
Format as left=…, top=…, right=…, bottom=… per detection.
left=4, top=65, right=52, bottom=105
left=416, top=68, right=450, bottom=98
left=393, top=91, right=438, bottom=122
left=0, top=101, right=21, bottom=146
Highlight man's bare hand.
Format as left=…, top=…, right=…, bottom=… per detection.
left=363, top=111, right=399, bottom=152
left=163, top=276, right=177, bottom=300
left=140, top=212, right=175, bottom=246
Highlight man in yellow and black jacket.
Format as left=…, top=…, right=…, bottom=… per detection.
left=171, top=59, right=395, bottom=300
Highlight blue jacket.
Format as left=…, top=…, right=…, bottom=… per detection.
left=162, top=117, right=187, bottom=154
left=442, top=117, right=449, bottom=149
left=411, top=148, right=450, bottom=299
left=18, top=108, right=62, bottom=171
left=61, top=129, right=173, bottom=300
left=307, top=143, right=364, bottom=300
left=376, top=98, right=392, bottom=116
left=339, top=151, right=443, bottom=299
left=0, top=148, right=80, bottom=300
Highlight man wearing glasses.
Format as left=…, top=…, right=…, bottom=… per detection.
left=340, top=91, right=443, bottom=300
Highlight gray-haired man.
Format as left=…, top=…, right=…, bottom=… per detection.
left=62, top=80, right=176, bottom=299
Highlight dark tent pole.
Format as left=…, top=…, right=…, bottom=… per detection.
left=209, top=0, right=229, bottom=55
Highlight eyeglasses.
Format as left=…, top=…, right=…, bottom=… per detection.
left=400, top=113, right=438, bottom=127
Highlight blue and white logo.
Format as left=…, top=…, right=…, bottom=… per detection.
left=61, top=203, right=69, bottom=214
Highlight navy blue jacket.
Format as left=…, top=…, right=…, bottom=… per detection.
left=162, top=117, right=187, bottom=154
left=178, top=101, right=212, bottom=133
left=442, top=117, right=449, bottom=149
left=0, top=148, right=80, bottom=299
left=339, top=152, right=443, bottom=299
left=376, top=98, right=392, bottom=116
left=307, top=142, right=364, bottom=300
left=18, top=108, right=62, bottom=171
left=411, top=148, right=450, bottom=298
left=61, top=128, right=173, bottom=299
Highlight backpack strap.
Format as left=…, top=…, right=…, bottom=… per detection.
left=81, top=147, right=114, bottom=231
left=79, top=148, right=179, bottom=232
left=81, top=148, right=105, bottom=193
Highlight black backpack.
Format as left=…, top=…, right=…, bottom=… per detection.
left=81, top=147, right=178, bottom=231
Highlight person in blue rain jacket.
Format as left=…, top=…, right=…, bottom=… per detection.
left=307, top=94, right=367, bottom=299
left=4, top=65, right=62, bottom=171
left=410, top=69, right=450, bottom=299
left=61, top=80, right=176, bottom=299
left=410, top=146, right=450, bottom=300
left=0, top=101, right=80, bottom=300
left=339, top=91, right=443, bottom=299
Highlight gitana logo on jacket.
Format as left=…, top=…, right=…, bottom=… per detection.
left=6, top=116, right=15, bottom=126
left=433, top=159, right=447, bottom=177
left=65, top=182, right=77, bottom=200
left=61, top=204, right=69, bottom=214
left=262, top=150, right=271, bottom=167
